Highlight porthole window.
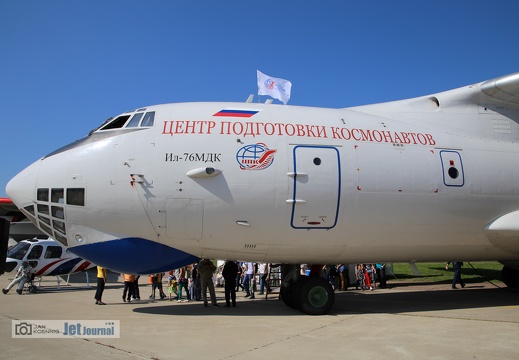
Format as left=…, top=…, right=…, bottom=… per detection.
left=440, top=150, right=464, bottom=187
left=313, top=157, right=322, bottom=166
left=448, top=167, right=459, bottom=179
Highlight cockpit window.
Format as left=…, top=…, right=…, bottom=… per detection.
left=27, top=245, right=43, bottom=259
left=94, top=110, right=154, bottom=133
left=7, top=242, right=30, bottom=260
left=100, top=115, right=131, bottom=130
left=126, top=113, right=144, bottom=128
left=141, top=111, right=155, bottom=127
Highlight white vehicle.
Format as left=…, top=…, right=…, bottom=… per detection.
left=6, top=72, right=519, bottom=314
left=5, top=238, right=93, bottom=277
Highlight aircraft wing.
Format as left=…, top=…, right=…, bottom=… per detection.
left=0, top=197, right=44, bottom=241
left=0, top=198, right=19, bottom=214
left=480, top=72, right=519, bottom=105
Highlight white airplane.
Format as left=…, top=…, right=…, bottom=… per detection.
left=4, top=237, right=94, bottom=277
left=6, top=72, right=519, bottom=314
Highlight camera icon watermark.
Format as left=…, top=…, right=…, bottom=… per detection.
left=12, top=320, right=120, bottom=338
left=14, top=322, right=32, bottom=336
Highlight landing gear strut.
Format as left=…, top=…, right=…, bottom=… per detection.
left=280, top=264, right=335, bottom=315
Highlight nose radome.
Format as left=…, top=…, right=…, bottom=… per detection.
left=6, top=160, right=41, bottom=210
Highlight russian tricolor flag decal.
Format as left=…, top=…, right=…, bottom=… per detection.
left=213, top=109, right=260, bottom=118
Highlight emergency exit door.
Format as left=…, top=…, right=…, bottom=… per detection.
left=439, top=150, right=464, bottom=187
left=288, top=145, right=341, bottom=229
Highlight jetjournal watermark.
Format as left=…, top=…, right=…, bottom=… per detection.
left=12, top=320, right=120, bottom=338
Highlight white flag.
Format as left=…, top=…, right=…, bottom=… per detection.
left=257, top=70, right=292, bottom=104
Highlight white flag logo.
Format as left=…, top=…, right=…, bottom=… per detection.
left=257, top=70, right=292, bottom=104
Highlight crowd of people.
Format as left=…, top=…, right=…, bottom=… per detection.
left=1, top=259, right=467, bottom=302
left=102, top=261, right=392, bottom=306
left=303, top=263, right=388, bottom=291
left=95, top=261, right=470, bottom=305
left=101, top=261, right=272, bottom=307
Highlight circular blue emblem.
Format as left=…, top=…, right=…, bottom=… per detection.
left=236, top=143, right=276, bottom=170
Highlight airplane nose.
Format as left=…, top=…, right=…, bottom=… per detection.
left=6, top=160, right=41, bottom=209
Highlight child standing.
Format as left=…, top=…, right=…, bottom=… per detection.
left=167, top=272, right=178, bottom=301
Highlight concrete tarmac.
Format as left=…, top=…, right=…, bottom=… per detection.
left=1, top=273, right=518, bottom=360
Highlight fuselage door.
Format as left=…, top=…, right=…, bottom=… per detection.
left=165, top=198, right=203, bottom=241
left=440, top=150, right=464, bottom=187
left=288, top=145, right=341, bottom=229
left=26, top=244, right=43, bottom=270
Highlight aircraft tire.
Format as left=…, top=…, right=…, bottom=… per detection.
left=279, top=283, right=297, bottom=309
left=280, top=281, right=299, bottom=309
left=502, top=266, right=519, bottom=288
left=297, top=276, right=334, bottom=315
left=280, top=265, right=302, bottom=309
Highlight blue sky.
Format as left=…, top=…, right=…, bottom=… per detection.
left=1, top=1, right=519, bottom=197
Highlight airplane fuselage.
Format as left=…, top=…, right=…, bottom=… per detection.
left=7, top=74, right=519, bottom=275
